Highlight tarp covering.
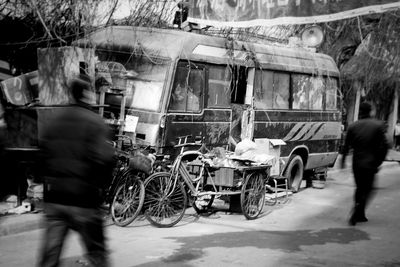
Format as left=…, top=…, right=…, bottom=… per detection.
left=188, top=0, right=400, bottom=28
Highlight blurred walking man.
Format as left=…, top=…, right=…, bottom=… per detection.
left=38, top=75, right=114, bottom=267
left=341, top=102, right=388, bottom=226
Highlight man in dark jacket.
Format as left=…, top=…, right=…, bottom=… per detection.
left=341, top=102, right=388, bottom=226
left=38, top=76, right=114, bottom=267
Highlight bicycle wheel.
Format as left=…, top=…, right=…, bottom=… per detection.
left=110, top=172, right=145, bottom=227
left=240, top=171, right=266, bottom=220
left=105, top=167, right=127, bottom=204
left=144, top=172, right=187, bottom=228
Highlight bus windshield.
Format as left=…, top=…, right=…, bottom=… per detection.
left=96, top=50, right=171, bottom=112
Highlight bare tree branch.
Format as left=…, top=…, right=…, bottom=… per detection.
left=29, top=0, right=53, bottom=39
left=106, top=0, right=119, bottom=25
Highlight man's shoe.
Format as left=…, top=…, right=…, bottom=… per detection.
left=349, top=216, right=368, bottom=226
left=357, top=216, right=368, bottom=222
left=348, top=217, right=357, bottom=226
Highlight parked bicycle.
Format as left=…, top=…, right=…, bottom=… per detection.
left=105, top=135, right=152, bottom=227
left=144, top=136, right=271, bottom=228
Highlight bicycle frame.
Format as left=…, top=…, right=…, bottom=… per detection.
left=161, top=150, right=202, bottom=199
left=164, top=149, right=245, bottom=200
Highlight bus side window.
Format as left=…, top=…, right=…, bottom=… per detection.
left=231, top=66, right=247, bottom=104
left=207, top=65, right=231, bottom=108
left=292, top=74, right=324, bottom=110
left=254, top=70, right=289, bottom=109
left=254, top=70, right=273, bottom=109
left=292, top=74, right=310, bottom=109
left=169, top=65, right=204, bottom=112
left=309, top=76, right=324, bottom=110
left=273, top=72, right=289, bottom=109
left=325, top=77, right=338, bottom=110
left=187, top=69, right=203, bottom=112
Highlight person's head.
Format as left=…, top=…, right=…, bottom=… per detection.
left=69, top=74, right=96, bottom=105
left=359, top=102, right=372, bottom=119
left=173, top=83, right=185, bottom=102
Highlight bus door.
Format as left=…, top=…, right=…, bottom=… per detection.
left=203, top=64, right=255, bottom=150
left=164, top=61, right=231, bottom=154
left=229, top=67, right=255, bottom=148
left=202, top=64, right=233, bottom=149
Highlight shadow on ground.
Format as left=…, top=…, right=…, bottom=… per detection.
left=134, top=227, right=369, bottom=266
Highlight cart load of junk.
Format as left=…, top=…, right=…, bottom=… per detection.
left=0, top=26, right=341, bottom=219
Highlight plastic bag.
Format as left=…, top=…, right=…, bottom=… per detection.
left=129, top=154, right=152, bottom=174
left=234, top=139, right=257, bottom=156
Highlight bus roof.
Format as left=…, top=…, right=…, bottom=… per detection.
left=76, top=26, right=339, bottom=77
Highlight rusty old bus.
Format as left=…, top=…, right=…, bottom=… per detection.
left=77, top=26, right=342, bottom=191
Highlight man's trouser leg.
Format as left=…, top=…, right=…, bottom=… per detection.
left=362, top=169, right=375, bottom=211
left=38, top=203, right=69, bottom=267
left=70, top=206, right=109, bottom=267
left=353, top=168, right=375, bottom=219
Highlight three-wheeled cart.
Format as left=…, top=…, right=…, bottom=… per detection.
left=143, top=148, right=272, bottom=227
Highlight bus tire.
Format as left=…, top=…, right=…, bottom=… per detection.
left=284, top=155, right=304, bottom=193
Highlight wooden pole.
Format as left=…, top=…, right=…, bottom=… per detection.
left=387, top=88, right=398, bottom=147
left=98, top=90, right=105, bottom=118
left=353, top=82, right=361, bottom=122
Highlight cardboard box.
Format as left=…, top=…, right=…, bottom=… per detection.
left=254, top=138, right=286, bottom=176
left=211, top=168, right=234, bottom=186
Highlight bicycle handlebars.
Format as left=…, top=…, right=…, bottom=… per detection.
left=174, top=135, right=204, bottom=154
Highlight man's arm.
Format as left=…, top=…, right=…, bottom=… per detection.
left=89, top=119, right=115, bottom=187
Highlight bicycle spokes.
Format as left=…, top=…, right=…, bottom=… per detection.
left=111, top=175, right=145, bottom=227
left=241, top=172, right=266, bottom=220
left=144, top=172, right=187, bottom=227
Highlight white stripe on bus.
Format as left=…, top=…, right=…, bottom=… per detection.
left=301, top=122, right=325, bottom=141
left=288, top=122, right=318, bottom=142
left=282, top=122, right=306, bottom=141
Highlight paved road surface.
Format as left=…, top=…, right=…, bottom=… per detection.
left=1, top=165, right=400, bottom=267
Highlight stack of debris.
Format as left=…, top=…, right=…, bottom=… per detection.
left=0, top=179, right=43, bottom=216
